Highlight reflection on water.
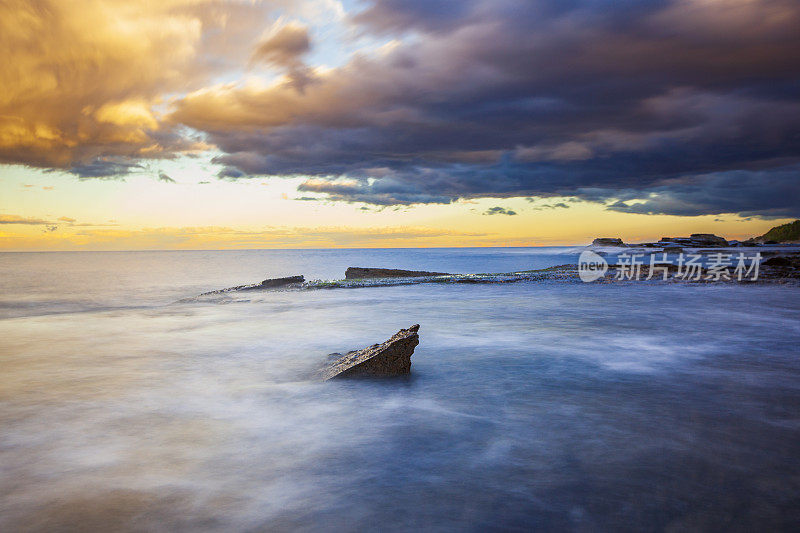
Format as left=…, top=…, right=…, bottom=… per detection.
left=1, top=250, right=799, bottom=531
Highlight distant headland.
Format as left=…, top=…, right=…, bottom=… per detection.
left=590, top=219, right=800, bottom=249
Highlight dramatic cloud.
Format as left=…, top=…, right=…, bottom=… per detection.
left=602, top=165, right=800, bottom=219
left=169, top=0, right=800, bottom=216
left=250, top=19, right=315, bottom=91
left=0, top=0, right=279, bottom=173
left=68, top=159, right=143, bottom=178
left=296, top=177, right=454, bottom=205
left=2, top=0, right=799, bottom=218
left=252, top=20, right=311, bottom=67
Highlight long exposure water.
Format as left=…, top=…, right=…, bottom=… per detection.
left=1, top=248, right=799, bottom=531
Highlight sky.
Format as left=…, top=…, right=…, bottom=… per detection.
left=1, top=0, right=798, bottom=250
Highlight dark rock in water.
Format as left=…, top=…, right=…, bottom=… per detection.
left=321, top=325, right=420, bottom=380
left=345, top=267, right=449, bottom=279
left=661, top=237, right=694, bottom=245
left=759, top=253, right=800, bottom=280
left=763, top=256, right=792, bottom=267
left=236, top=275, right=305, bottom=291
left=689, top=233, right=728, bottom=246
left=260, top=275, right=304, bottom=287
left=203, top=275, right=305, bottom=295
left=661, top=234, right=728, bottom=247
left=592, top=237, right=624, bottom=246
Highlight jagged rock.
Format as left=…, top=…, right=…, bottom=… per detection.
left=591, top=237, right=624, bottom=246
left=345, top=267, right=449, bottom=279
left=321, top=325, right=420, bottom=380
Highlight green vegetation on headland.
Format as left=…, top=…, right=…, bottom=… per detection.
left=759, top=220, right=800, bottom=243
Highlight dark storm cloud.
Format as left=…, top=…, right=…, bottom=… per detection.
left=484, top=207, right=517, bottom=216
left=68, top=159, right=142, bottom=178
left=602, top=165, right=800, bottom=219
left=297, top=177, right=454, bottom=205
left=352, top=0, right=475, bottom=34
left=528, top=200, right=571, bottom=210
left=251, top=21, right=311, bottom=67
left=172, top=0, right=800, bottom=216
left=250, top=21, right=315, bottom=91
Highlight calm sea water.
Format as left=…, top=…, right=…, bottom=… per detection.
left=1, top=248, right=799, bottom=531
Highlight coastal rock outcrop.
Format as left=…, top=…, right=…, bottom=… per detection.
left=763, top=256, right=792, bottom=267
left=689, top=233, right=728, bottom=246
left=345, top=267, right=449, bottom=279
left=321, top=325, right=420, bottom=380
left=592, top=238, right=624, bottom=246
left=259, top=275, right=305, bottom=287
left=238, top=275, right=305, bottom=290
left=660, top=234, right=728, bottom=247
left=759, top=253, right=800, bottom=280
left=198, top=275, right=305, bottom=296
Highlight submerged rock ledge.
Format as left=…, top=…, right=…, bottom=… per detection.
left=345, top=267, right=450, bottom=279
left=198, top=275, right=305, bottom=296
left=186, top=253, right=800, bottom=302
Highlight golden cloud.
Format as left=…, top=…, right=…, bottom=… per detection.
left=0, top=0, right=276, bottom=171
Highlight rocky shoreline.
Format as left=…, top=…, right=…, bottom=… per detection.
left=591, top=218, right=800, bottom=249
left=593, top=232, right=776, bottom=249
left=183, top=252, right=799, bottom=303
left=185, top=224, right=800, bottom=300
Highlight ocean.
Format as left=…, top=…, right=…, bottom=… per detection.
left=1, top=248, right=799, bottom=531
